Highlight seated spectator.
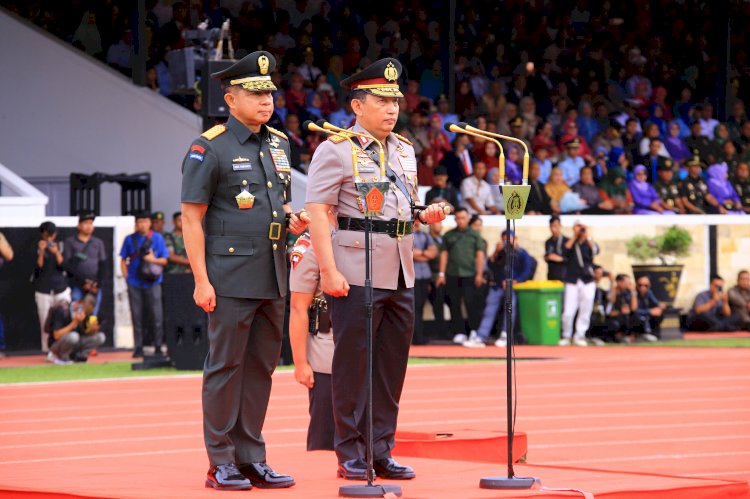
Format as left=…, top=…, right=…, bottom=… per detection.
left=558, top=137, right=587, bottom=186
left=699, top=102, right=720, bottom=138
left=47, top=293, right=106, bottom=365
left=680, top=156, right=723, bottom=214
left=706, top=163, right=745, bottom=214
left=425, top=113, right=453, bottom=166
left=731, top=162, right=750, bottom=214
left=685, top=120, right=715, bottom=165
left=558, top=121, right=593, bottom=163
left=531, top=122, right=560, bottom=162
left=526, top=160, right=552, bottom=215
left=533, top=146, right=554, bottom=184
left=633, top=276, right=664, bottom=341
left=545, top=166, right=570, bottom=214
left=728, top=270, right=750, bottom=331
left=598, top=167, right=634, bottom=214
left=106, top=29, right=133, bottom=76
left=607, top=274, right=639, bottom=343
left=630, top=165, right=675, bottom=214
left=642, top=137, right=673, bottom=181
left=720, top=140, right=742, bottom=172
left=464, top=230, right=534, bottom=348
left=329, top=101, right=355, bottom=130
left=460, top=161, right=501, bottom=215
left=654, top=163, right=686, bottom=213
left=477, top=140, right=500, bottom=171
left=572, top=166, right=614, bottom=214
left=502, top=144, right=523, bottom=184
left=687, top=275, right=740, bottom=331
left=664, top=121, right=691, bottom=165
left=425, top=166, right=460, bottom=210
left=401, top=110, right=430, bottom=158
left=442, top=135, right=473, bottom=188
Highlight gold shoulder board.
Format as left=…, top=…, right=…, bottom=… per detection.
left=201, top=125, right=226, bottom=141
left=393, top=132, right=413, bottom=146
left=327, top=135, right=348, bottom=143
left=267, top=126, right=289, bottom=140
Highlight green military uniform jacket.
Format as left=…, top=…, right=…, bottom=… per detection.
left=679, top=175, right=710, bottom=212
left=181, top=115, right=292, bottom=299
left=654, top=180, right=681, bottom=211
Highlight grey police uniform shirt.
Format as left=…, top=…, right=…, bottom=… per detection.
left=305, top=123, right=418, bottom=290
left=181, top=115, right=293, bottom=299
left=289, top=232, right=333, bottom=374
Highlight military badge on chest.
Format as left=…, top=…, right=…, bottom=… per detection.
left=268, top=144, right=291, bottom=172
left=236, top=189, right=255, bottom=209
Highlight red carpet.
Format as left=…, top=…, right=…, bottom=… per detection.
left=0, top=345, right=748, bottom=498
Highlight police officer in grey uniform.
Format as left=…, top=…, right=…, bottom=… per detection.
left=305, top=58, right=447, bottom=480
left=180, top=51, right=309, bottom=491
left=289, top=230, right=336, bottom=451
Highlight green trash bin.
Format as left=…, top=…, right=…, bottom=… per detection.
left=515, top=280, right=564, bottom=345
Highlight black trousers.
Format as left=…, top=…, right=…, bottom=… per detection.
left=446, top=275, right=483, bottom=334
left=127, top=283, right=163, bottom=348
left=329, top=284, right=414, bottom=463
left=687, top=313, right=740, bottom=332
left=202, top=296, right=284, bottom=466
left=413, top=278, right=431, bottom=344
left=307, top=371, right=335, bottom=451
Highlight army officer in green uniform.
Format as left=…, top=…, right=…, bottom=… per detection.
left=181, top=51, right=309, bottom=491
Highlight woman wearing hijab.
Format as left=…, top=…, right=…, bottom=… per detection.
left=545, top=167, right=570, bottom=214
left=72, top=11, right=103, bottom=57
left=599, top=167, right=634, bottom=214
left=664, top=121, right=691, bottom=164
left=706, top=163, right=745, bottom=214
left=629, top=165, right=675, bottom=214
left=503, top=144, right=523, bottom=184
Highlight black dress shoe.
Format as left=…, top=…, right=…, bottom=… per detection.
left=373, top=458, right=415, bottom=479
left=205, top=463, right=252, bottom=490
left=239, top=462, right=295, bottom=489
left=337, top=458, right=367, bottom=480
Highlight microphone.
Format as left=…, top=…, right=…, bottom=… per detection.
left=305, top=121, right=361, bottom=178
left=444, top=122, right=507, bottom=186
left=457, top=122, right=530, bottom=184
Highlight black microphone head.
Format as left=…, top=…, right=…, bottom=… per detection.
left=316, top=119, right=328, bottom=128
left=302, top=120, right=315, bottom=131
left=456, top=122, right=469, bottom=129
left=443, top=122, right=455, bottom=132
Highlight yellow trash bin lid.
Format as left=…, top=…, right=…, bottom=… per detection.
left=514, top=280, right=564, bottom=290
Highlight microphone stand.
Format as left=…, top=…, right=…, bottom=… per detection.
left=447, top=123, right=538, bottom=490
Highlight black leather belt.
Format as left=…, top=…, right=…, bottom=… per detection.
left=337, top=216, right=413, bottom=237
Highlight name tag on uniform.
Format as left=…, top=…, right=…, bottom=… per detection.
left=269, top=148, right=291, bottom=172
left=232, top=162, right=252, bottom=171
left=399, top=155, right=417, bottom=172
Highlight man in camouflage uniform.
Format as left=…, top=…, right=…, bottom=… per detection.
left=680, top=155, right=723, bottom=214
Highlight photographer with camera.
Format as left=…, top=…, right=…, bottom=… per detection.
left=63, top=212, right=107, bottom=316
left=560, top=221, right=599, bottom=346
left=634, top=276, right=664, bottom=341
left=119, top=211, right=169, bottom=357
left=687, top=275, right=740, bottom=332
left=34, top=221, right=70, bottom=353
left=47, top=293, right=106, bottom=364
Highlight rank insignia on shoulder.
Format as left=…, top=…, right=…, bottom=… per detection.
left=267, top=126, right=288, bottom=141
left=201, top=125, right=226, bottom=140
left=189, top=152, right=204, bottom=162
left=328, top=134, right=348, bottom=144
left=191, top=144, right=205, bottom=154
left=393, top=132, right=413, bottom=146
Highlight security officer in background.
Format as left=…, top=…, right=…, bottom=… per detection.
left=653, top=163, right=686, bottom=214
left=306, top=58, right=447, bottom=480
left=181, top=50, right=309, bottom=491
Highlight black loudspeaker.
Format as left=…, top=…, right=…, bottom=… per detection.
left=206, top=60, right=235, bottom=117
left=162, top=273, right=208, bottom=370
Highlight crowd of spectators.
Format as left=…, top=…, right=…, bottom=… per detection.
left=6, top=0, right=750, bottom=216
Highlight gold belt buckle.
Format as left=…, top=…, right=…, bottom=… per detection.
left=396, top=219, right=408, bottom=237
left=268, top=222, right=282, bottom=240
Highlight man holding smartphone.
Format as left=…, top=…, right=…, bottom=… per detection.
left=560, top=221, right=599, bottom=346
left=687, top=275, right=740, bottom=331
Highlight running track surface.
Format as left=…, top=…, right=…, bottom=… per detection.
left=0, top=345, right=748, bottom=498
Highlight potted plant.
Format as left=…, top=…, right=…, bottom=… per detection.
left=626, top=225, right=692, bottom=306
